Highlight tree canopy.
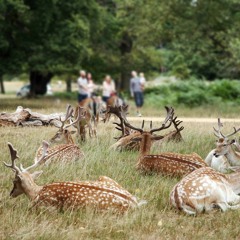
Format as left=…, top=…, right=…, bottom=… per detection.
left=1, top=0, right=240, bottom=94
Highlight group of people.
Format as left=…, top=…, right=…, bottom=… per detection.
left=77, top=70, right=116, bottom=104
left=77, top=70, right=145, bottom=116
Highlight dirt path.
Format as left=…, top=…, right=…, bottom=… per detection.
left=127, top=117, right=240, bottom=123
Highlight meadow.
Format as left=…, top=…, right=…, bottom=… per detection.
left=1, top=97, right=240, bottom=240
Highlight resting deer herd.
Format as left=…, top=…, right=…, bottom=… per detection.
left=2, top=103, right=240, bottom=215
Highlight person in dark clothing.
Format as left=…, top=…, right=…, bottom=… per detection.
left=130, top=71, right=144, bottom=117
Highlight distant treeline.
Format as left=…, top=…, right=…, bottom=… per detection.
left=1, top=1, right=240, bottom=94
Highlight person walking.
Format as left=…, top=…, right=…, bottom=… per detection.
left=130, top=71, right=144, bottom=117
left=102, top=75, right=116, bottom=103
left=77, top=70, right=88, bottom=103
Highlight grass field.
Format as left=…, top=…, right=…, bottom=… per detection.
left=1, top=96, right=240, bottom=239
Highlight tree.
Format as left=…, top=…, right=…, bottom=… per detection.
left=0, top=0, right=30, bottom=93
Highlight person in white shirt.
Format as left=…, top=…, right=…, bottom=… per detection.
left=102, top=75, right=116, bottom=103
left=77, top=70, right=88, bottom=103
left=87, top=72, right=96, bottom=97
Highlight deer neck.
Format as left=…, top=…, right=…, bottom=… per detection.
left=66, top=134, right=74, bottom=144
left=139, top=134, right=152, bottom=158
left=24, top=183, right=43, bottom=201
left=225, top=146, right=240, bottom=165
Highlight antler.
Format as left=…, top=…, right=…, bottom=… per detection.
left=64, top=106, right=85, bottom=129
left=221, top=127, right=240, bottom=139
left=59, top=104, right=74, bottom=130
left=3, top=142, right=21, bottom=173
left=21, top=141, right=49, bottom=172
left=213, top=118, right=240, bottom=138
left=106, top=105, right=130, bottom=137
left=123, top=118, right=144, bottom=133
left=150, top=106, right=174, bottom=134
left=172, top=116, right=184, bottom=133
left=213, top=118, right=224, bottom=138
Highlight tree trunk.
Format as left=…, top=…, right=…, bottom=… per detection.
left=119, top=32, right=133, bottom=91
left=0, top=75, right=5, bottom=94
left=66, top=76, right=72, bottom=92
left=30, top=71, right=53, bottom=96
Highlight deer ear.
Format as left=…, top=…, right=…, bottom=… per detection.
left=70, top=130, right=76, bottom=135
left=151, top=135, right=164, bottom=141
left=230, top=139, right=236, bottom=145
left=31, top=170, right=43, bottom=179
left=131, top=137, right=142, bottom=142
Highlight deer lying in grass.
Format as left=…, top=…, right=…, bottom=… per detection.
left=121, top=106, right=207, bottom=177
left=105, top=105, right=184, bottom=151
left=35, top=105, right=84, bottom=165
left=4, top=142, right=145, bottom=213
left=170, top=166, right=240, bottom=215
left=205, top=118, right=240, bottom=173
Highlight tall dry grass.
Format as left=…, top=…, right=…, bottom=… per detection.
left=1, top=99, right=240, bottom=239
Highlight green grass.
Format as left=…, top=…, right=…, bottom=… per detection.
left=1, top=98, right=240, bottom=239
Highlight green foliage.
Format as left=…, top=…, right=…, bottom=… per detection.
left=145, top=79, right=240, bottom=107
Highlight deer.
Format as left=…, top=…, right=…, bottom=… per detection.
left=103, top=95, right=125, bottom=122
left=4, top=142, right=146, bottom=213
left=74, top=104, right=98, bottom=142
left=35, top=105, right=84, bottom=165
left=105, top=105, right=184, bottom=151
left=170, top=166, right=240, bottom=215
left=121, top=106, right=207, bottom=177
left=79, top=96, right=104, bottom=124
left=205, top=118, right=240, bottom=172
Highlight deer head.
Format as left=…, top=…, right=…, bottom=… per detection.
left=50, top=105, right=82, bottom=144
left=213, top=119, right=240, bottom=157
left=123, top=106, right=174, bottom=155
left=4, top=142, right=48, bottom=199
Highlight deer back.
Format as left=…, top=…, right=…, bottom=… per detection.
left=35, top=144, right=84, bottom=165
left=138, top=152, right=207, bottom=177
left=170, top=167, right=240, bottom=214
left=34, top=176, right=138, bottom=212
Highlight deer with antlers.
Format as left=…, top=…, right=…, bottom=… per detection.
left=205, top=118, right=240, bottom=172
left=35, top=105, right=84, bottom=165
left=119, top=106, right=207, bottom=176
left=104, top=105, right=184, bottom=151
left=170, top=166, right=240, bottom=214
left=4, top=142, right=145, bottom=212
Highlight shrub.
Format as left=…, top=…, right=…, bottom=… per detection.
left=145, top=79, right=240, bottom=107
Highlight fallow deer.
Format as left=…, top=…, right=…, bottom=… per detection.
left=213, top=127, right=240, bottom=166
left=205, top=118, right=240, bottom=172
left=122, top=106, right=207, bottom=177
left=4, top=142, right=145, bottom=213
left=170, top=166, right=240, bottom=215
left=105, top=105, right=184, bottom=151
left=35, top=105, right=84, bottom=165
left=74, top=104, right=98, bottom=142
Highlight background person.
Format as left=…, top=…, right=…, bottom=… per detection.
left=77, top=70, right=88, bottom=103
left=102, top=75, right=116, bottom=103
left=130, top=71, right=144, bottom=117
left=139, top=72, right=146, bottom=90
left=87, top=72, right=96, bottom=97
